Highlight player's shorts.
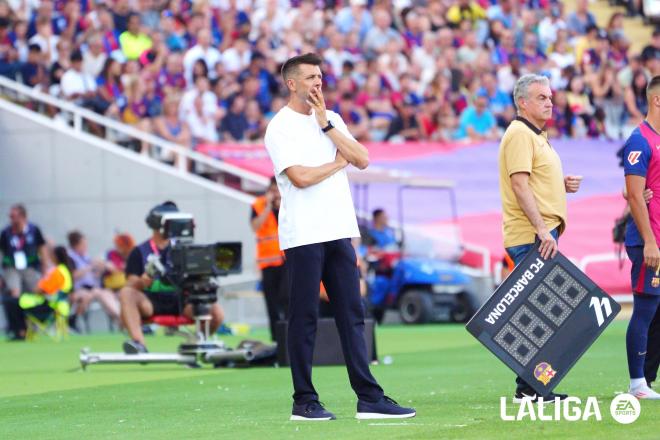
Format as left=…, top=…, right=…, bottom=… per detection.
left=145, top=291, right=182, bottom=315
left=626, top=246, right=660, bottom=296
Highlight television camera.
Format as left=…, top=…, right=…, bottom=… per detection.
left=80, top=208, right=256, bottom=369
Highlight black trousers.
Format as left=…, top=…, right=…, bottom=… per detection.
left=261, top=264, right=288, bottom=341
left=645, top=305, right=660, bottom=385
left=2, top=295, right=26, bottom=337
left=285, top=238, right=383, bottom=404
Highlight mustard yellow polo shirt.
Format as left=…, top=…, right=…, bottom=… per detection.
left=498, top=117, right=567, bottom=248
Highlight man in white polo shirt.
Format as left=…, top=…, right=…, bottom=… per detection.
left=265, top=53, right=415, bottom=421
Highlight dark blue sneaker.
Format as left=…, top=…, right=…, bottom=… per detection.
left=122, top=340, right=148, bottom=354
left=290, top=401, right=336, bottom=421
left=356, top=396, right=416, bottom=419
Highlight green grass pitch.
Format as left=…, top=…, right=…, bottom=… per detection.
left=1, top=321, right=658, bottom=439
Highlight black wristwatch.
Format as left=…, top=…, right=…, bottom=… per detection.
left=321, top=120, right=335, bottom=133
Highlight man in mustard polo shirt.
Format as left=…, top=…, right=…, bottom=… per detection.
left=498, top=74, right=583, bottom=403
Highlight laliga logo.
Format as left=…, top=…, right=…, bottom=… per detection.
left=500, top=394, right=641, bottom=423
left=500, top=396, right=602, bottom=422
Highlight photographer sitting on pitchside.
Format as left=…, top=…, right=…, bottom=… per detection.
left=119, top=201, right=224, bottom=354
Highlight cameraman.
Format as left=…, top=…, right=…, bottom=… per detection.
left=251, top=177, right=288, bottom=341
left=119, top=201, right=224, bottom=353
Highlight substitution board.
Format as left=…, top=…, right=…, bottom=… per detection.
left=466, top=248, right=621, bottom=395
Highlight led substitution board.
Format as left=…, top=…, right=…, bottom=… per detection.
left=466, top=248, right=621, bottom=395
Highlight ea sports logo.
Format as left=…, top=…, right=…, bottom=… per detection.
left=610, top=394, right=640, bottom=424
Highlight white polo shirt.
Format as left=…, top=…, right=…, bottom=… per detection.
left=264, top=106, right=360, bottom=250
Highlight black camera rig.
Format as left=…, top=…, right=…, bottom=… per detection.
left=80, top=210, right=255, bottom=369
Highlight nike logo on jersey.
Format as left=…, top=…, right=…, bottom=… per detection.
left=628, top=151, right=641, bottom=165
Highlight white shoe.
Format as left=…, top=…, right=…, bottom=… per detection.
left=629, top=384, right=660, bottom=400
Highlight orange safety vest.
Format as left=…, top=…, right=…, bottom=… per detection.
left=253, top=196, right=284, bottom=269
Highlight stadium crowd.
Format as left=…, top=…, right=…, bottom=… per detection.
left=0, top=0, right=658, bottom=156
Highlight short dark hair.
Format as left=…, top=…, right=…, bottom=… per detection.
left=280, top=53, right=322, bottom=81
left=648, top=75, right=660, bottom=99
left=67, top=230, right=84, bottom=248
left=70, top=50, right=83, bottom=62
left=372, top=208, right=385, bottom=220
left=28, top=43, right=42, bottom=53
left=10, top=204, right=26, bottom=218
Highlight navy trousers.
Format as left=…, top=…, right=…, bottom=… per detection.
left=284, top=238, right=384, bottom=404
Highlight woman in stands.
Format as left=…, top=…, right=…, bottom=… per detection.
left=103, top=233, right=135, bottom=292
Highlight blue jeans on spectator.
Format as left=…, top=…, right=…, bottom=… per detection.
left=505, top=227, right=559, bottom=393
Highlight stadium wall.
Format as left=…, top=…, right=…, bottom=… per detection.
left=0, top=99, right=258, bottom=282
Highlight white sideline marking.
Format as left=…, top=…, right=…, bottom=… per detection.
left=367, top=423, right=423, bottom=426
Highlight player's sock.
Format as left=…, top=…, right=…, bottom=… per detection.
left=630, top=377, right=646, bottom=389
left=626, top=295, right=660, bottom=379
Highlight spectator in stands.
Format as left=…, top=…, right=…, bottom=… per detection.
left=183, top=27, right=221, bottom=84
left=384, top=97, right=422, bottom=142
left=356, top=73, right=396, bottom=141
left=0, top=16, right=20, bottom=79
left=538, top=3, right=567, bottom=49
left=446, top=0, right=486, bottom=28
left=548, top=31, right=576, bottom=74
left=152, top=94, right=191, bottom=165
left=156, top=51, right=185, bottom=98
left=624, top=70, right=649, bottom=135
left=566, top=0, right=597, bottom=37
left=185, top=93, right=218, bottom=144
left=119, top=12, right=152, bottom=61
left=103, top=233, right=135, bottom=292
left=20, top=43, right=47, bottom=89
left=120, top=73, right=152, bottom=139
left=454, top=92, right=498, bottom=142
left=220, top=95, right=249, bottom=142
left=28, top=15, right=58, bottom=65
left=334, top=0, right=372, bottom=41
left=478, top=72, right=515, bottom=128
left=119, top=202, right=224, bottom=354
left=244, top=99, right=267, bottom=142
left=12, top=18, right=28, bottom=63
left=67, top=230, right=120, bottom=330
left=567, top=75, right=596, bottom=138
left=606, top=11, right=626, bottom=41
left=61, top=49, right=104, bottom=112
left=487, top=0, right=515, bottom=30
left=96, top=5, right=122, bottom=59
left=222, top=37, right=252, bottom=74
left=583, top=30, right=613, bottom=76
left=82, top=32, right=107, bottom=78
left=95, top=57, right=124, bottom=116
left=364, top=8, right=402, bottom=57
left=642, top=29, right=660, bottom=74
left=0, top=204, right=49, bottom=340
left=0, top=0, right=651, bottom=150
left=238, top=52, right=278, bottom=112
left=547, top=89, right=571, bottom=139
left=589, top=63, right=625, bottom=140
left=334, top=92, right=369, bottom=141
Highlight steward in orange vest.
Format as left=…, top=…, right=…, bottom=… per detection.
left=252, top=195, right=285, bottom=269
left=251, top=177, right=288, bottom=340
